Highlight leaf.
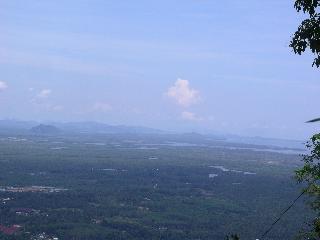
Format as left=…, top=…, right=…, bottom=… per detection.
left=306, top=118, right=320, bottom=123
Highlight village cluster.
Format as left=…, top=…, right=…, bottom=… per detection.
left=0, top=186, right=67, bottom=238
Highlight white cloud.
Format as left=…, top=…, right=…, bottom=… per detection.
left=166, top=78, right=200, bottom=107
left=181, top=111, right=203, bottom=121
left=37, top=89, right=52, bottom=98
left=0, top=81, right=8, bottom=91
left=92, top=102, right=113, bottom=112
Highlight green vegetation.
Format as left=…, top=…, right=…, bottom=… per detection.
left=295, top=134, right=320, bottom=239
left=290, top=0, right=320, bottom=237
left=0, top=133, right=312, bottom=239
left=290, top=0, right=320, bottom=67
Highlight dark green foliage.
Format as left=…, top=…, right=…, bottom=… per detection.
left=0, top=133, right=312, bottom=239
left=294, top=0, right=320, bottom=15
left=307, top=118, right=320, bottom=123
left=290, top=0, right=320, bottom=67
left=295, top=133, right=320, bottom=239
left=296, top=133, right=320, bottom=183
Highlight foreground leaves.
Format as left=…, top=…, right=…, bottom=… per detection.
left=290, top=0, right=320, bottom=67
left=296, top=133, right=320, bottom=239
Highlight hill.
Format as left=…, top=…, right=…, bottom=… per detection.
left=30, top=124, right=61, bottom=135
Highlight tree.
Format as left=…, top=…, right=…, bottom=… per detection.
left=290, top=0, right=320, bottom=67
left=290, top=1, right=320, bottom=238
left=223, top=2, right=319, bottom=239
left=295, top=133, right=320, bottom=239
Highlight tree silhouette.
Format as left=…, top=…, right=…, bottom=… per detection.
left=290, top=0, right=320, bottom=67
left=295, top=133, right=320, bottom=239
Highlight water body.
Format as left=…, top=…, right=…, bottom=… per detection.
left=209, top=165, right=257, bottom=175
left=135, top=141, right=304, bottom=155
left=210, top=145, right=305, bottom=155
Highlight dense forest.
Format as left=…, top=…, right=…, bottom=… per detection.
left=0, top=133, right=312, bottom=239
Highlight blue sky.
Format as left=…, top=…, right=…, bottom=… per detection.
left=0, top=0, right=319, bottom=139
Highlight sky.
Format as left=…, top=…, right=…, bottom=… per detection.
left=0, top=0, right=319, bottom=140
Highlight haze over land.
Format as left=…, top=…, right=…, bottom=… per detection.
left=2, top=1, right=320, bottom=239
left=0, top=129, right=311, bottom=239
left=1, top=1, right=319, bottom=139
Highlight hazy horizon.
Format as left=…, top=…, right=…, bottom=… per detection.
left=1, top=1, right=319, bottom=140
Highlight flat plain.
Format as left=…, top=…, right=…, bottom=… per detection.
left=0, top=133, right=311, bottom=240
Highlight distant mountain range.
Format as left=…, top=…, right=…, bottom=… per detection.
left=0, top=119, right=164, bottom=135
left=0, top=119, right=305, bottom=149
left=53, top=121, right=164, bottom=134
left=30, top=124, right=61, bottom=135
